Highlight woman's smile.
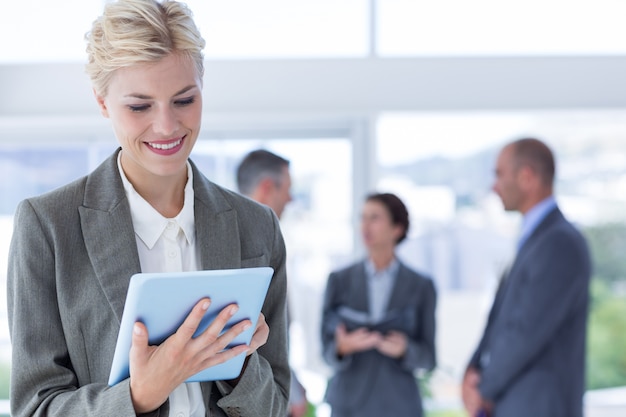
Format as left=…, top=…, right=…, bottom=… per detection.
left=145, top=136, right=185, bottom=155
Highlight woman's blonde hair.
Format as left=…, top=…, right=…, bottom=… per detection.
left=85, top=0, right=205, bottom=96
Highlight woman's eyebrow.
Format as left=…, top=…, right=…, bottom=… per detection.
left=124, top=85, right=198, bottom=100
left=174, top=85, right=198, bottom=96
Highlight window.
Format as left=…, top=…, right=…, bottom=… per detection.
left=6, top=0, right=626, bottom=63
left=0, top=0, right=103, bottom=63
left=377, top=0, right=626, bottom=56
left=0, top=0, right=370, bottom=63
left=187, top=0, right=370, bottom=59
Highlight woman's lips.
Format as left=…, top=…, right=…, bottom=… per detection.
left=145, top=137, right=184, bottom=155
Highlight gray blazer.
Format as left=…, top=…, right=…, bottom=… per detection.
left=7, top=150, right=290, bottom=417
left=468, top=207, right=591, bottom=417
left=321, top=260, right=436, bottom=417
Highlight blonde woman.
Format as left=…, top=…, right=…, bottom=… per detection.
left=7, top=1, right=289, bottom=416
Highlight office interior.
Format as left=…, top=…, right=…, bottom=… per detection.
left=1, top=1, right=626, bottom=416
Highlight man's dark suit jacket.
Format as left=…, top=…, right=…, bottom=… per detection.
left=321, top=260, right=436, bottom=417
left=469, top=206, right=591, bottom=417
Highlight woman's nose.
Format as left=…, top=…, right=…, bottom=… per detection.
left=153, top=107, right=178, bottom=136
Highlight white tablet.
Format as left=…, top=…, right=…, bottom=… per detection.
left=108, top=267, right=274, bottom=386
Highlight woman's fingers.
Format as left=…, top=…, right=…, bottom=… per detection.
left=130, top=300, right=254, bottom=382
left=247, top=313, right=269, bottom=355
left=127, top=299, right=258, bottom=412
left=129, top=321, right=151, bottom=372
left=129, top=321, right=177, bottom=413
left=175, top=299, right=249, bottom=348
left=175, top=298, right=212, bottom=340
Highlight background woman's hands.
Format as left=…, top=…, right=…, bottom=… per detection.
left=128, top=298, right=252, bottom=414
left=376, top=330, right=408, bottom=359
left=335, top=323, right=382, bottom=356
left=335, top=324, right=408, bottom=359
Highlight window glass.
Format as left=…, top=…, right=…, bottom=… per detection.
left=5, top=0, right=626, bottom=63
left=1, top=0, right=369, bottom=63
left=0, top=147, right=85, bottom=214
left=186, top=0, right=369, bottom=59
left=377, top=0, right=626, bottom=56
left=0, top=0, right=103, bottom=63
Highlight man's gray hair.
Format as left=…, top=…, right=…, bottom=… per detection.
left=236, top=149, right=290, bottom=196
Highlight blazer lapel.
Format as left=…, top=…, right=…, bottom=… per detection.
left=509, top=206, right=563, bottom=275
left=79, top=150, right=142, bottom=323
left=491, top=206, right=563, bottom=316
left=191, top=161, right=242, bottom=271
left=350, top=262, right=370, bottom=312
left=78, top=156, right=245, bottom=323
left=385, top=262, right=412, bottom=311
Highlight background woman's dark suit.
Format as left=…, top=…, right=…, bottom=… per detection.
left=321, top=260, right=436, bottom=417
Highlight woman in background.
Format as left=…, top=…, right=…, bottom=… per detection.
left=7, top=1, right=289, bottom=416
left=321, top=192, right=437, bottom=417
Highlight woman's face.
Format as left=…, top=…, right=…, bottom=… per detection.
left=95, top=53, right=203, bottom=186
left=360, top=200, right=402, bottom=252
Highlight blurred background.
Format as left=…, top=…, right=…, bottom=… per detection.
left=2, top=1, right=626, bottom=416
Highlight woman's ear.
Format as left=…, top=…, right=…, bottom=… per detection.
left=93, top=88, right=109, bottom=118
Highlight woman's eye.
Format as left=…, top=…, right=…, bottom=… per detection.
left=175, top=97, right=195, bottom=107
left=128, top=104, right=150, bottom=112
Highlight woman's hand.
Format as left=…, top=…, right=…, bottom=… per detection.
left=335, top=323, right=382, bottom=356
left=247, top=312, right=269, bottom=355
left=128, top=298, right=251, bottom=414
left=376, top=330, right=407, bottom=358
left=225, top=312, right=270, bottom=386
